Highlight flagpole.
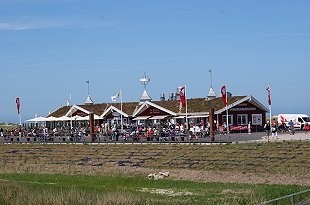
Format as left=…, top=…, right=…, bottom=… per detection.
left=16, top=97, right=22, bottom=126
left=120, top=89, right=123, bottom=134
left=19, top=113, right=22, bottom=126
left=225, top=84, right=229, bottom=134
left=269, top=104, right=272, bottom=124
left=269, top=85, right=272, bottom=124
left=185, top=85, right=188, bottom=129
left=267, top=84, right=272, bottom=124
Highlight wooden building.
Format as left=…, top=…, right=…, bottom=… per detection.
left=46, top=95, right=268, bottom=132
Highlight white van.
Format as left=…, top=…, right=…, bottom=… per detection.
left=277, top=114, right=310, bottom=130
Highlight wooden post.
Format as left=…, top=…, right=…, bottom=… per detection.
left=89, top=112, right=95, bottom=142
left=209, top=108, right=215, bottom=142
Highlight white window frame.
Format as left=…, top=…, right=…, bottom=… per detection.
left=237, top=114, right=248, bottom=125
left=222, top=114, right=233, bottom=126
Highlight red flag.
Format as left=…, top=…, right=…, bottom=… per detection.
left=179, top=86, right=186, bottom=107
left=16, top=97, right=21, bottom=114
left=266, top=86, right=271, bottom=105
left=221, top=84, right=227, bottom=106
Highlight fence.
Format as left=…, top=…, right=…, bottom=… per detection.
left=0, top=131, right=241, bottom=144
left=256, top=189, right=310, bottom=205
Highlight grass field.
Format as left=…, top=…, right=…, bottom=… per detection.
left=0, top=173, right=309, bottom=205
left=0, top=141, right=309, bottom=204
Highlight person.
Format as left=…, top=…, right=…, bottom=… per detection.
left=247, top=122, right=251, bottom=134
left=147, top=127, right=154, bottom=141
left=0, top=127, right=3, bottom=137
left=223, top=122, right=227, bottom=135
left=279, top=122, right=287, bottom=132
left=264, top=121, right=271, bottom=140
left=304, top=123, right=310, bottom=134
left=288, top=120, right=295, bottom=135
left=271, top=124, right=278, bottom=139
left=194, top=125, right=201, bottom=139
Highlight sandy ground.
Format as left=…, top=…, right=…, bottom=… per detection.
left=107, top=165, right=310, bottom=186
left=250, top=131, right=310, bottom=143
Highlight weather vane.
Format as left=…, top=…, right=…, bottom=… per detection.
left=140, top=72, right=150, bottom=90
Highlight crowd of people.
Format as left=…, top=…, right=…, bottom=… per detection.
left=263, top=119, right=310, bottom=139
left=0, top=120, right=213, bottom=143
left=4, top=118, right=308, bottom=143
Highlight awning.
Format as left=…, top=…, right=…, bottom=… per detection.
left=149, top=115, right=168, bottom=120
left=132, top=116, right=151, bottom=120
left=187, top=115, right=209, bottom=119
left=174, top=116, right=186, bottom=119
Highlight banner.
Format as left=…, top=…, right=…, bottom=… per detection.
left=111, top=91, right=120, bottom=102
left=179, top=86, right=186, bottom=107
left=266, top=86, right=271, bottom=105
left=16, top=97, right=20, bottom=114
left=221, top=84, right=227, bottom=106
left=66, top=93, right=71, bottom=106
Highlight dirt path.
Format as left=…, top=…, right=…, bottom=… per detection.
left=90, top=166, right=310, bottom=186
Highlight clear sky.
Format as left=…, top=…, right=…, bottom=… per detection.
left=0, top=0, right=309, bottom=123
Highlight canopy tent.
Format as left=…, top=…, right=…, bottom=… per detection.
left=55, top=116, right=72, bottom=121
left=25, top=116, right=47, bottom=122
left=45, top=116, right=58, bottom=121
left=24, top=116, right=47, bottom=128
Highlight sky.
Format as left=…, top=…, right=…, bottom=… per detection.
left=0, top=0, right=309, bottom=123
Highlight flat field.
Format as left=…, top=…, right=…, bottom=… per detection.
left=0, top=141, right=309, bottom=204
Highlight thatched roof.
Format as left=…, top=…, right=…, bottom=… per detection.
left=48, top=96, right=247, bottom=118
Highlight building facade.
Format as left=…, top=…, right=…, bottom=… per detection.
left=44, top=95, right=268, bottom=132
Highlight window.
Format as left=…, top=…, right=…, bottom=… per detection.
left=222, top=115, right=233, bottom=125
left=251, top=114, right=262, bottom=125
left=237, top=114, right=248, bottom=125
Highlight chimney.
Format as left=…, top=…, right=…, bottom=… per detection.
left=173, top=92, right=177, bottom=100
left=169, top=93, right=173, bottom=100
left=160, top=93, right=165, bottom=101
left=175, top=88, right=180, bottom=100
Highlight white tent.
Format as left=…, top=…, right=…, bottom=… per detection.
left=25, top=116, right=47, bottom=122
left=75, top=115, right=101, bottom=121
left=56, top=116, right=72, bottom=121
left=45, top=116, right=58, bottom=121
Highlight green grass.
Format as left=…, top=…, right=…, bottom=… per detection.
left=0, top=173, right=309, bottom=205
left=0, top=141, right=309, bottom=204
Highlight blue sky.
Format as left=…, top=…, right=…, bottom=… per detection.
left=0, top=0, right=309, bottom=123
